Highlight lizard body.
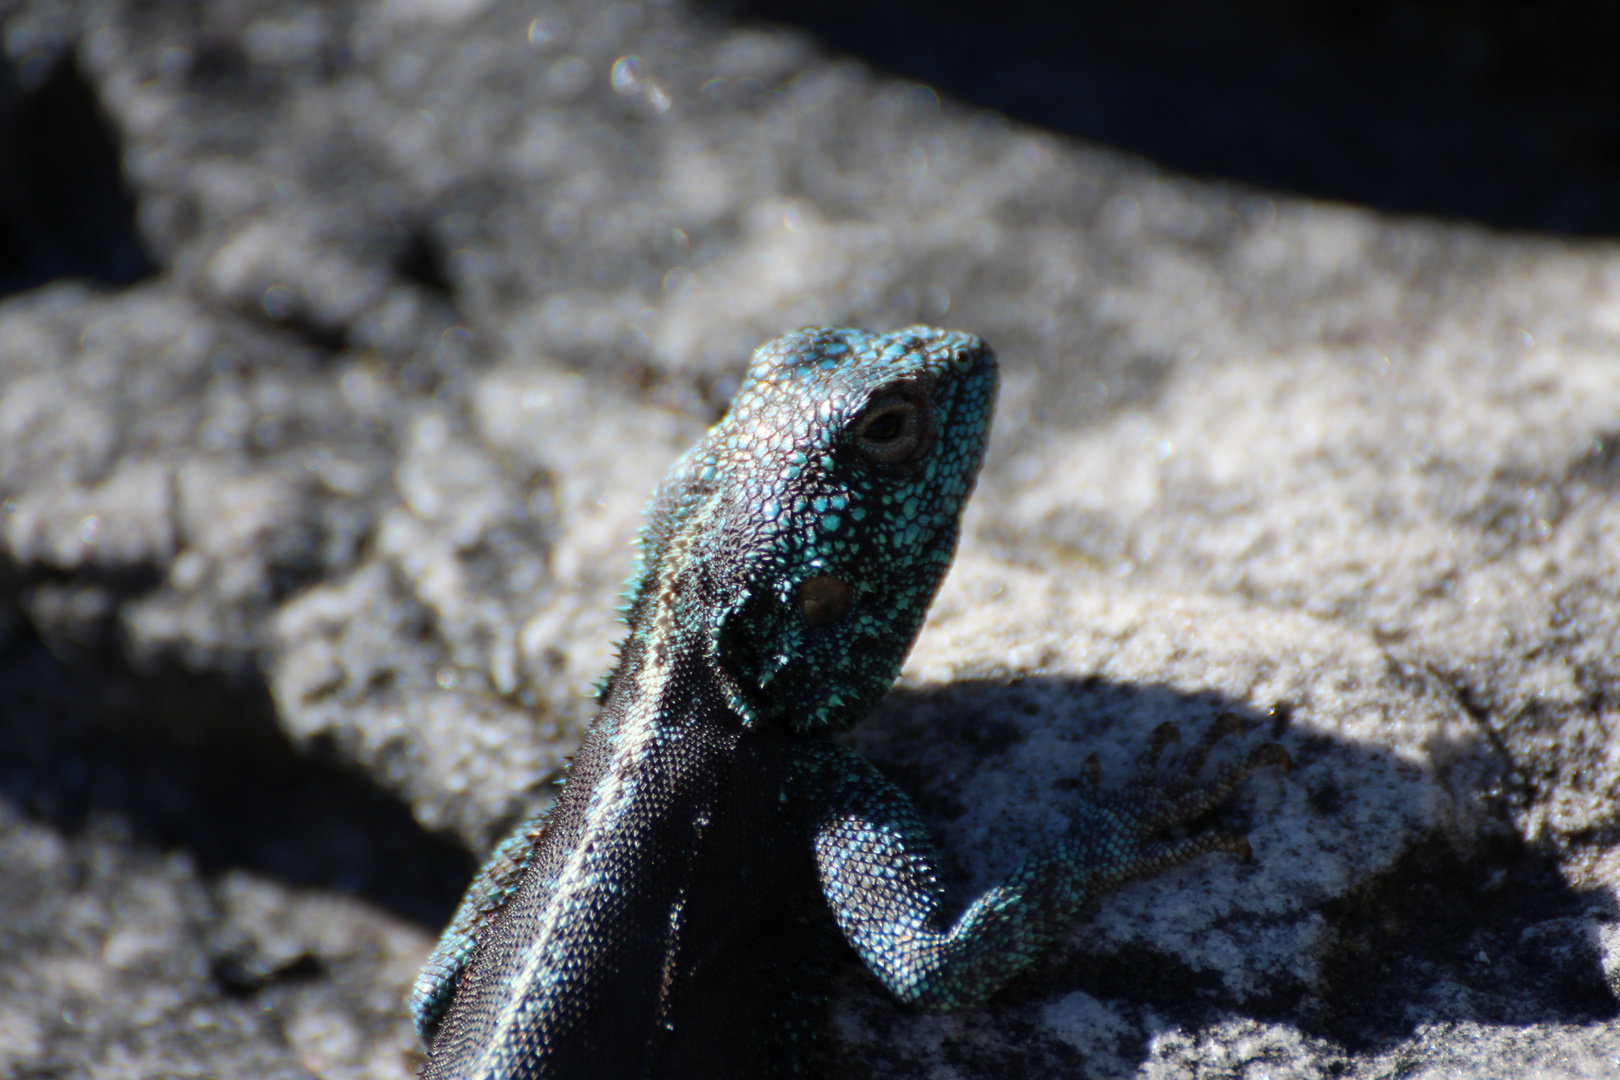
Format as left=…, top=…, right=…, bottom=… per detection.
left=412, top=326, right=1282, bottom=1078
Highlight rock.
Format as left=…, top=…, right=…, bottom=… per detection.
left=2, top=0, right=1618, bottom=1076
left=0, top=802, right=430, bottom=1079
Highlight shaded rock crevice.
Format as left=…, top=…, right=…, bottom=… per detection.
left=0, top=48, right=154, bottom=301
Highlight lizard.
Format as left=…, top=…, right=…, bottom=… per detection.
left=410, top=325, right=1286, bottom=1078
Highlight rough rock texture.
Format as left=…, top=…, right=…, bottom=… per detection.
left=2, top=0, right=1619, bottom=1077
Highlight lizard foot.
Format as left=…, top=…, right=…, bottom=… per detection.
left=1072, top=716, right=1288, bottom=887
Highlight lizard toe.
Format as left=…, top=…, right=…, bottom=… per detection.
left=1131, top=721, right=1182, bottom=786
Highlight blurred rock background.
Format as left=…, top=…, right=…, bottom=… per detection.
left=2, top=1, right=1619, bottom=1076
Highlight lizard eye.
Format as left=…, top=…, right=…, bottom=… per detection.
left=851, top=390, right=932, bottom=466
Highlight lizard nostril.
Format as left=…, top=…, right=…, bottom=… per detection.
left=798, top=575, right=851, bottom=626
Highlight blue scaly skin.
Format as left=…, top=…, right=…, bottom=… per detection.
left=411, top=326, right=1286, bottom=1078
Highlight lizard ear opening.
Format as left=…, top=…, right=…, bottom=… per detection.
left=798, top=575, right=851, bottom=627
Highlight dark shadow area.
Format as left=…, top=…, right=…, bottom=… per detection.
left=1309, top=835, right=1618, bottom=1047
left=255, top=284, right=354, bottom=354
left=831, top=675, right=1615, bottom=1071
left=0, top=604, right=475, bottom=931
left=721, top=0, right=1620, bottom=236
left=395, top=223, right=456, bottom=298
left=0, top=50, right=155, bottom=301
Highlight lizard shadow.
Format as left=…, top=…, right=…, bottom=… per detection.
left=825, top=674, right=1616, bottom=1074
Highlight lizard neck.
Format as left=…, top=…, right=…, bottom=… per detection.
left=602, top=627, right=747, bottom=738
left=597, top=476, right=768, bottom=731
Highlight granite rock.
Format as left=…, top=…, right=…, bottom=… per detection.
left=1, top=0, right=1618, bottom=1076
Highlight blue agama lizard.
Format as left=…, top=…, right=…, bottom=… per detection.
left=411, top=326, right=1285, bottom=1078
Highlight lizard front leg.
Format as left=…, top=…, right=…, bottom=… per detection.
left=410, top=807, right=550, bottom=1041
left=795, top=719, right=1286, bottom=1010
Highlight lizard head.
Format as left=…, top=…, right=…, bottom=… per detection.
left=624, top=325, right=997, bottom=733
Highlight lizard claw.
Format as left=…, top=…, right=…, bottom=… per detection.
left=1151, top=730, right=1286, bottom=829
left=1132, top=721, right=1182, bottom=784
left=1172, top=712, right=1247, bottom=789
